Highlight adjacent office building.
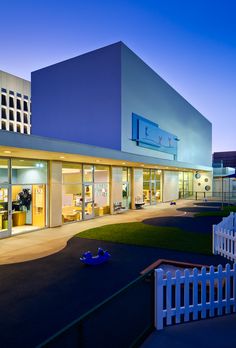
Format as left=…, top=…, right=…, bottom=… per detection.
left=0, top=70, right=31, bottom=134
left=213, top=151, right=236, bottom=199
left=0, top=42, right=213, bottom=238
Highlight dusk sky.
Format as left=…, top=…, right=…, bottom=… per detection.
left=1, top=0, right=235, bottom=152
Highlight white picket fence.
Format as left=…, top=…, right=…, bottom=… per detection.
left=213, top=212, right=236, bottom=262
left=155, top=263, right=236, bottom=330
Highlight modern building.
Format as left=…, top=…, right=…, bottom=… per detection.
left=0, top=42, right=213, bottom=238
left=213, top=151, right=236, bottom=200
left=0, top=70, right=31, bottom=134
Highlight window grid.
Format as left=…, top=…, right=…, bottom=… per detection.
left=0, top=88, right=31, bottom=134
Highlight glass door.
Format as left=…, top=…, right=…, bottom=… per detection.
left=150, top=181, right=157, bottom=205
left=83, top=183, right=94, bottom=219
left=122, top=182, right=129, bottom=209
left=0, top=186, right=11, bottom=238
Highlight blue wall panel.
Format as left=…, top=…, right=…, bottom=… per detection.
left=31, top=43, right=122, bottom=150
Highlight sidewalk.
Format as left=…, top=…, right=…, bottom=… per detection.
left=142, top=314, right=236, bottom=348
left=0, top=200, right=191, bottom=265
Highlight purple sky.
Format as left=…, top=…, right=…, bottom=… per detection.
left=1, top=0, right=235, bottom=152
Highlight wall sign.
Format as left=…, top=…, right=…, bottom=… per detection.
left=132, top=113, right=179, bottom=157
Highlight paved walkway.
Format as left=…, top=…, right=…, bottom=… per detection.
left=142, top=314, right=236, bottom=348
left=0, top=200, right=192, bottom=265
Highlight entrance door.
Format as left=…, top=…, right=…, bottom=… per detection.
left=83, top=183, right=94, bottom=219
left=0, top=186, right=11, bottom=238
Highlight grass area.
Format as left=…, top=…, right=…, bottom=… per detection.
left=76, top=222, right=211, bottom=255
left=195, top=205, right=236, bottom=217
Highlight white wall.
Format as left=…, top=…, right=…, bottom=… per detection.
left=163, top=171, right=179, bottom=202
left=121, top=44, right=212, bottom=167
left=193, top=171, right=213, bottom=194
left=49, top=161, right=62, bottom=227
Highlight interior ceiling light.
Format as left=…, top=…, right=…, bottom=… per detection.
left=60, top=156, right=65, bottom=159
left=4, top=150, right=11, bottom=154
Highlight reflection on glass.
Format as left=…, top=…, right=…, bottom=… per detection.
left=62, top=163, right=82, bottom=184
left=83, top=165, right=93, bottom=182
left=12, top=159, right=47, bottom=184
left=62, top=184, right=82, bottom=223
left=84, top=184, right=94, bottom=218
left=94, top=165, right=109, bottom=182
left=143, top=169, right=162, bottom=204
left=0, top=159, right=8, bottom=184
left=0, top=186, right=8, bottom=234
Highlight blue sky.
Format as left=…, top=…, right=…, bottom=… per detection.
left=1, top=0, right=235, bottom=152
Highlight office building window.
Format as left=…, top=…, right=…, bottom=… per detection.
left=1, top=121, right=6, bottom=130
left=9, top=110, right=14, bottom=121
left=24, top=113, right=28, bottom=124
left=1, top=94, right=7, bottom=106
left=23, top=101, right=28, bottom=112
left=17, top=99, right=21, bottom=110
left=17, top=111, right=21, bottom=122
left=1, top=108, right=6, bottom=119
left=9, top=123, right=14, bottom=132
left=9, top=96, right=14, bottom=108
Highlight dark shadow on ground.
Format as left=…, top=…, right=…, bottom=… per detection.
left=143, top=215, right=223, bottom=234
left=0, top=238, right=229, bottom=347
left=176, top=206, right=220, bottom=213
left=194, top=202, right=234, bottom=207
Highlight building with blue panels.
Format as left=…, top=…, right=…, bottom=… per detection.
left=0, top=42, right=213, bottom=238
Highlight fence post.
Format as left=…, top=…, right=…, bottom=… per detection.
left=155, top=269, right=164, bottom=330
left=212, top=225, right=216, bottom=255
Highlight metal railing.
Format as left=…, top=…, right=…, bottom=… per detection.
left=179, top=191, right=236, bottom=202
left=37, top=270, right=155, bottom=348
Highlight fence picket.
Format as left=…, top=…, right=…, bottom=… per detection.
left=193, top=268, right=199, bottom=320
left=184, top=269, right=190, bottom=322
left=155, top=269, right=164, bottom=330
left=234, top=264, right=236, bottom=313
left=201, top=267, right=207, bottom=319
left=175, top=270, right=181, bottom=324
left=225, top=264, right=231, bottom=314
left=166, top=271, right=172, bottom=325
left=217, top=265, right=223, bottom=315
left=209, top=265, right=215, bottom=317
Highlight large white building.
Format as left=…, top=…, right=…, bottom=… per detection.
left=0, top=42, right=213, bottom=238
left=0, top=70, right=31, bottom=134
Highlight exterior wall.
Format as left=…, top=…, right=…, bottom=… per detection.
left=213, top=151, right=236, bottom=169
left=162, top=171, right=179, bottom=202
left=121, top=44, right=212, bottom=167
left=133, top=168, right=143, bottom=204
left=193, top=171, right=213, bottom=195
left=31, top=43, right=122, bottom=150
left=0, top=71, right=31, bottom=134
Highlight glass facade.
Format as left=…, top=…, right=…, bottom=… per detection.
left=0, top=158, right=48, bottom=238
left=122, top=167, right=131, bottom=209
left=143, top=169, right=162, bottom=205
left=62, top=163, right=110, bottom=224
left=179, top=171, right=193, bottom=198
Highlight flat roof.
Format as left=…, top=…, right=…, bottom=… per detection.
left=0, top=130, right=212, bottom=171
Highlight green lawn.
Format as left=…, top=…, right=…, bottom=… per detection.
left=76, top=222, right=211, bottom=255
left=195, top=205, right=236, bottom=217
